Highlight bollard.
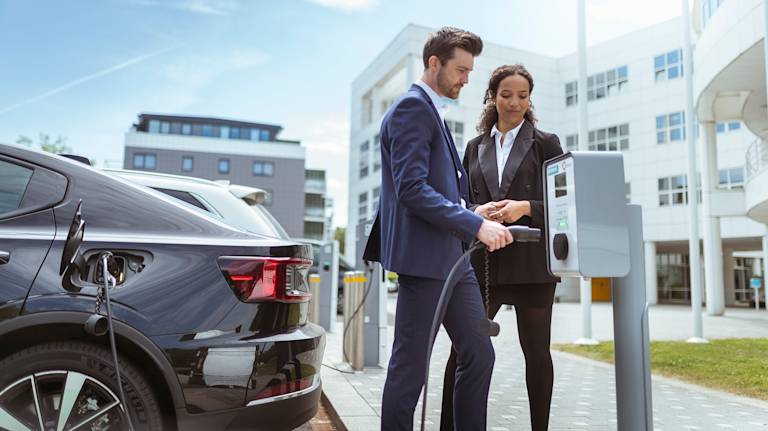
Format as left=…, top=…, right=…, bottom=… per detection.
left=342, top=271, right=366, bottom=370
left=308, top=274, right=321, bottom=324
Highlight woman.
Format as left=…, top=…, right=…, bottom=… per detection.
left=441, top=64, right=563, bottom=431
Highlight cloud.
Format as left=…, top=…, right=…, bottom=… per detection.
left=307, top=0, right=377, bottom=13
left=134, top=0, right=239, bottom=16
left=0, top=47, right=175, bottom=115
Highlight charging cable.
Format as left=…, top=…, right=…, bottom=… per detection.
left=100, top=252, right=135, bottom=431
left=419, top=226, right=540, bottom=430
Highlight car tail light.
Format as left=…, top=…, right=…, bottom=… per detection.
left=218, top=257, right=312, bottom=303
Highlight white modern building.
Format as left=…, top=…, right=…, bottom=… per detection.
left=348, top=2, right=768, bottom=311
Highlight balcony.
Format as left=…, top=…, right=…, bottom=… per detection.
left=744, top=137, right=768, bottom=223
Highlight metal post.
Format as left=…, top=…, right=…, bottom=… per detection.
left=308, top=274, right=321, bottom=325
left=682, top=0, right=706, bottom=342
left=575, top=0, right=597, bottom=346
left=352, top=271, right=365, bottom=370
left=343, top=271, right=355, bottom=365
left=611, top=205, right=653, bottom=431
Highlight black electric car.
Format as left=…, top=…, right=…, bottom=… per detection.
left=0, top=143, right=325, bottom=430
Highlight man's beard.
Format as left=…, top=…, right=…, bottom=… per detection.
left=437, top=70, right=462, bottom=99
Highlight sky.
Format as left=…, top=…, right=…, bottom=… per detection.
left=0, top=0, right=687, bottom=228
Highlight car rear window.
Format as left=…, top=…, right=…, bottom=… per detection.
left=0, top=160, right=34, bottom=215
left=152, top=187, right=209, bottom=211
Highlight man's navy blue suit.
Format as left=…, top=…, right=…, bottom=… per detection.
left=363, top=84, right=495, bottom=430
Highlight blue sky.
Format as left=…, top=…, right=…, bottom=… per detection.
left=0, top=0, right=682, bottom=227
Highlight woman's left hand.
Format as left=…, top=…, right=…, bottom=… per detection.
left=489, top=200, right=531, bottom=224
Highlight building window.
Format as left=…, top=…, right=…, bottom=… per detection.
left=565, top=82, right=577, bottom=107
left=218, top=159, right=230, bottom=174
left=170, top=122, right=182, bottom=134
left=658, top=174, right=700, bottom=206
left=260, top=129, right=270, bottom=141
left=182, top=156, right=193, bottom=172
left=372, top=133, right=382, bottom=172
left=191, top=124, right=203, bottom=136
left=220, top=125, right=229, bottom=139
left=148, top=120, right=160, bottom=133
left=182, top=123, right=192, bottom=135
left=565, top=134, right=578, bottom=151
left=160, top=121, right=171, bottom=134
left=202, top=124, right=214, bottom=137
left=566, top=65, right=628, bottom=106
left=656, top=111, right=686, bottom=144
left=132, top=153, right=156, bottom=170
left=358, top=192, right=368, bottom=222
left=446, top=120, right=465, bottom=153
left=360, top=140, right=370, bottom=179
left=252, top=161, right=274, bottom=177
left=657, top=253, right=691, bottom=303
left=250, top=128, right=261, bottom=141
left=654, top=49, right=683, bottom=81
left=716, top=121, right=741, bottom=134
left=587, top=124, right=629, bottom=151
left=230, top=127, right=240, bottom=139
left=719, top=167, right=745, bottom=190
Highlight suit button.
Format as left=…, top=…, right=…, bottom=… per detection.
left=525, top=184, right=532, bottom=191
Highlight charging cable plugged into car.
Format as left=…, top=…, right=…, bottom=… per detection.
left=61, top=201, right=136, bottom=431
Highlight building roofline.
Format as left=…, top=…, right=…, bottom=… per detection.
left=137, top=113, right=283, bottom=133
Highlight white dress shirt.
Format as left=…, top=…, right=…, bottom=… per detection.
left=490, top=121, right=524, bottom=187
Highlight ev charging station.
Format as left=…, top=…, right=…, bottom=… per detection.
left=544, top=151, right=653, bottom=431
left=316, top=240, right=340, bottom=332
left=356, top=220, right=387, bottom=367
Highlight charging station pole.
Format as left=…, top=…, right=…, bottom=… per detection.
left=612, top=205, right=653, bottom=431
left=356, top=220, right=386, bottom=367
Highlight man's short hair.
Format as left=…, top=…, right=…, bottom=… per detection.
left=422, top=27, right=483, bottom=69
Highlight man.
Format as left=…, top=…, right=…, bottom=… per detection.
left=363, top=27, right=514, bottom=430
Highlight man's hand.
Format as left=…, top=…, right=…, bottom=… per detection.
left=489, top=200, right=531, bottom=224
left=473, top=202, right=497, bottom=219
left=476, top=219, right=514, bottom=252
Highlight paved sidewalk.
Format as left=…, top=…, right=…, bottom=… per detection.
left=320, top=299, right=768, bottom=430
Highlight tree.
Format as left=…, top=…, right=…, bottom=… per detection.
left=334, top=226, right=346, bottom=255
left=17, top=133, right=72, bottom=154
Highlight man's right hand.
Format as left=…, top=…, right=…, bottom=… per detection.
left=473, top=202, right=497, bottom=219
left=476, top=219, right=514, bottom=252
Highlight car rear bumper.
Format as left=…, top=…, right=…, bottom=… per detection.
left=175, top=376, right=322, bottom=430
left=154, top=322, right=325, bottom=418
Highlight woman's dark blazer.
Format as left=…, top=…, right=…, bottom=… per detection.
left=463, top=119, right=564, bottom=286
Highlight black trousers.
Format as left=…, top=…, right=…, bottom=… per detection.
left=440, top=283, right=555, bottom=431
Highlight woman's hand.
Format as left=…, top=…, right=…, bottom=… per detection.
left=488, top=200, right=531, bottom=224
left=474, top=202, right=498, bottom=220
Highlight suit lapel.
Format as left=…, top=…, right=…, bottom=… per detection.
left=478, top=132, right=501, bottom=201
left=411, top=84, right=463, bottom=186
left=499, top=120, right=535, bottom=198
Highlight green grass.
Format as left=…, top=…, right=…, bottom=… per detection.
left=552, top=339, right=768, bottom=400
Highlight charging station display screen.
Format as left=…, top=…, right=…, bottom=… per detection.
left=554, top=172, right=567, bottom=197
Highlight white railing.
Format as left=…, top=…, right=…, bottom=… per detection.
left=745, top=137, right=768, bottom=182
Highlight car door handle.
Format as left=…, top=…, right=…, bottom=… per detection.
left=0, top=250, right=9, bottom=264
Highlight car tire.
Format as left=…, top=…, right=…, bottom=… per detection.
left=0, top=341, right=163, bottom=431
